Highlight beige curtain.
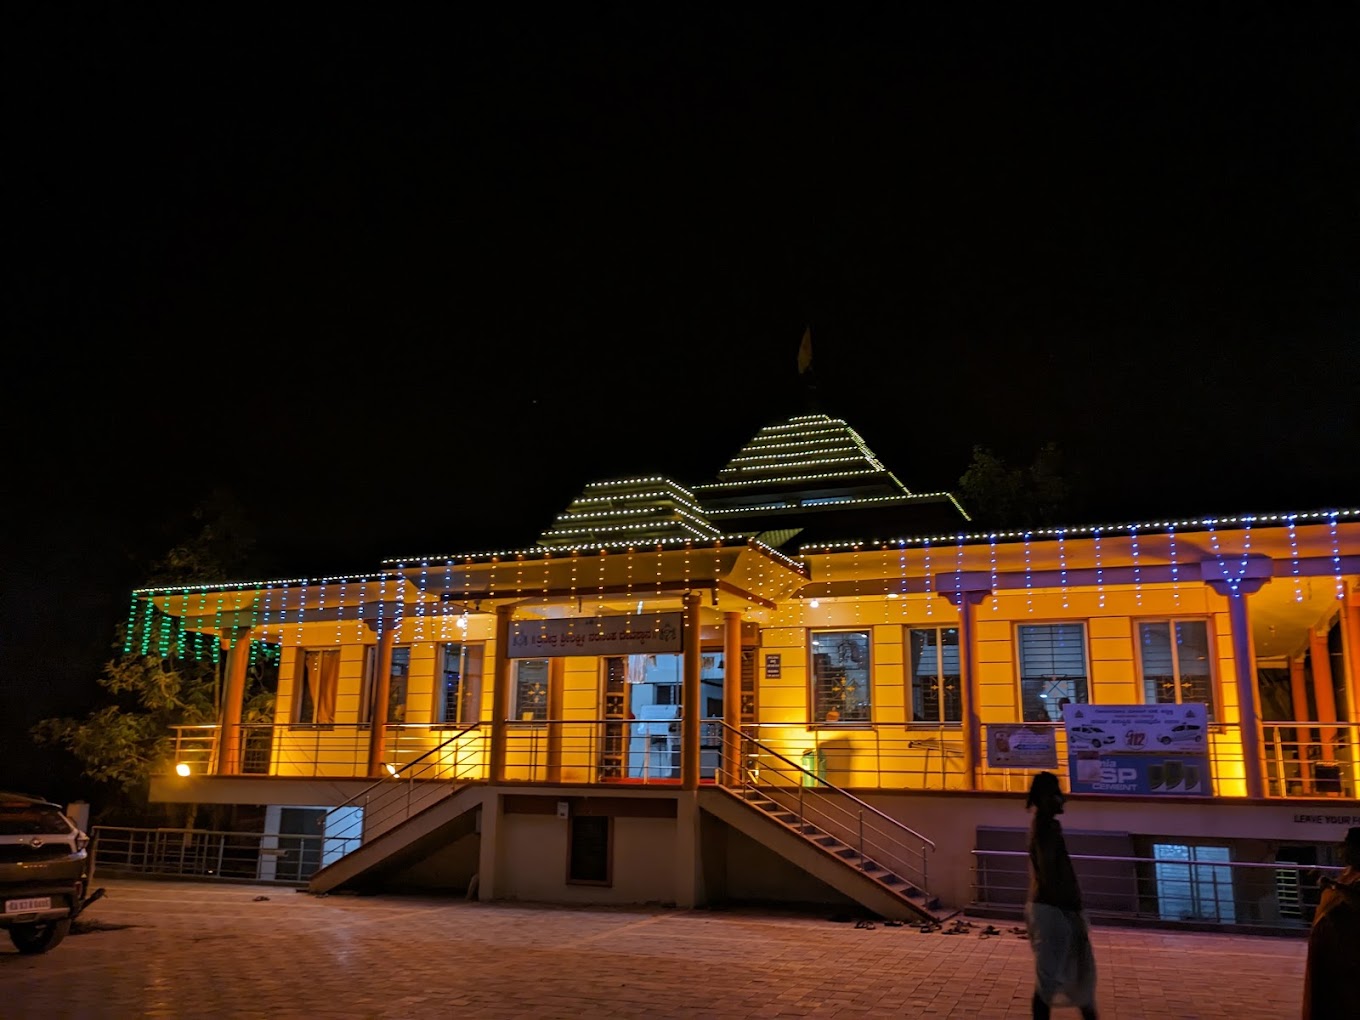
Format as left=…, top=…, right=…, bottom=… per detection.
left=317, top=650, right=339, bottom=724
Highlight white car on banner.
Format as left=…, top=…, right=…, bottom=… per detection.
left=1158, top=722, right=1204, bottom=745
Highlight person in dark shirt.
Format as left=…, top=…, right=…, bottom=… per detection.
left=1025, top=770, right=1098, bottom=1020
left=1302, top=826, right=1360, bottom=1020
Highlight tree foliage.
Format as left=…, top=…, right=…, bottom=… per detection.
left=957, top=441, right=1078, bottom=529
left=30, top=489, right=273, bottom=825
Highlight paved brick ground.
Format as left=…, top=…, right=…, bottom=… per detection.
left=2, top=879, right=1306, bottom=1019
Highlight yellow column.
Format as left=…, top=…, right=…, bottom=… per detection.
left=1342, top=585, right=1360, bottom=724
left=722, top=611, right=743, bottom=785
left=1289, top=655, right=1314, bottom=790
left=490, top=605, right=513, bottom=784
left=681, top=592, right=702, bottom=790
left=1309, top=628, right=1338, bottom=761
left=217, top=632, right=252, bottom=775
left=366, top=625, right=397, bottom=777
left=547, top=658, right=563, bottom=784
left=937, top=572, right=990, bottom=790
left=1203, top=558, right=1271, bottom=799
left=1289, top=656, right=1310, bottom=722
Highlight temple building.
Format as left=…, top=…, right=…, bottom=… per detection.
left=127, top=413, right=1360, bottom=928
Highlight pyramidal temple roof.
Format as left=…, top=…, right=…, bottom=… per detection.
left=538, top=414, right=969, bottom=552
left=693, top=414, right=911, bottom=509
left=536, top=477, right=722, bottom=548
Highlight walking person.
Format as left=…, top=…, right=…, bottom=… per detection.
left=1302, top=826, right=1360, bottom=1020
left=1025, top=771, right=1098, bottom=1019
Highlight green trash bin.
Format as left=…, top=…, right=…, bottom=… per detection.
left=801, top=748, right=827, bottom=787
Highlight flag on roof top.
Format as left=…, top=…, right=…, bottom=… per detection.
left=797, top=327, right=813, bottom=375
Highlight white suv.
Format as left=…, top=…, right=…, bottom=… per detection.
left=0, top=793, right=97, bottom=953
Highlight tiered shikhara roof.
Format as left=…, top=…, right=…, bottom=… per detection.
left=537, top=414, right=969, bottom=551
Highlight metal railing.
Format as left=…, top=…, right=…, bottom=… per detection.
left=1264, top=722, right=1359, bottom=798
left=92, top=826, right=326, bottom=885
left=168, top=723, right=493, bottom=779
left=318, top=725, right=482, bottom=863
left=164, top=718, right=1360, bottom=801
left=729, top=722, right=936, bottom=898
left=971, top=848, right=1344, bottom=933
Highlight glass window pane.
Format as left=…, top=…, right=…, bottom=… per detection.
left=810, top=630, right=871, bottom=722
left=1139, top=622, right=1177, bottom=705
left=515, top=659, right=549, bottom=721
left=1018, top=623, right=1088, bottom=722
left=909, top=627, right=961, bottom=723
left=1175, top=621, right=1213, bottom=719
left=389, top=647, right=409, bottom=724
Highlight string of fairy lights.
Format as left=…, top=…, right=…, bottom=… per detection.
left=124, top=506, right=1357, bottom=665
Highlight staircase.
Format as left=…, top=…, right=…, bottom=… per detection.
left=308, top=726, right=483, bottom=895
left=703, top=725, right=955, bottom=924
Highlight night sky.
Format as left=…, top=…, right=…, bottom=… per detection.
left=5, top=5, right=1358, bottom=801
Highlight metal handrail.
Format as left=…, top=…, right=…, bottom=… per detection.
left=720, top=721, right=935, bottom=895
left=722, top=722, right=936, bottom=848
left=321, top=722, right=479, bottom=826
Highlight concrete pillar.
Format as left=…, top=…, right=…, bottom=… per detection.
left=1202, top=555, right=1273, bottom=799
left=1343, top=585, right=1360, bottom=724
left=722, top=611, right=743, bottom=785
left=681, top=592, right=702, bottom=790
left=674, top=791, right=702, bottom=908
left=218, top=631, right=252, bottom=776
left=366, top=624, right=398, bottom=777
left=474, top=796, right=499, bottom=900
left=936, top=571, right=991, bottom=791
left=1289, top=655, right=1314, bottom=790
left=490, top=606, right=514, bottom=784
left=547, top=658, right=563, bottom=785
left=1309, top=627, right=1338, bottom=760
left=1289, top=656, right=1310, bottom=722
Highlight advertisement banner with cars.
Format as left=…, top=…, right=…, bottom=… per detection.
left=1062, top=702, right=1211, bottom=796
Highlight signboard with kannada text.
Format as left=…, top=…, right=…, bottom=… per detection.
left=508, top=613, right=683, bottom=658
left=1063, top=702, right=1211, bottom=796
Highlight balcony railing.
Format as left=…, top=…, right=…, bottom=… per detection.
left=164, top=718, right=1359, bottom=799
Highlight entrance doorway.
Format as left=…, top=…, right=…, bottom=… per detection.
left=598, top=652, right=729, bottom=781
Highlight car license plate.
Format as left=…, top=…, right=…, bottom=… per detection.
left=4, top=896, right=51, bottom=914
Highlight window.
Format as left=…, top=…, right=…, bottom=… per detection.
left=908, top=627, right=961, bottom=723
left=362, top=646, right=410, bottom=724
left=358, top=647, right=376, bottom=725
left=295, top=649, right=339, bottom=724
left=1153, top=843, right=1235, bottom=923
left=1137, top=620, right=1214, bottom=721
left=513, top=659, right=549, bottom=722
left=438, top=643, right=483, bottom=725
left=810, top=630, right=871, bottom=723
left=1017, top=623, right=1088, bottom=722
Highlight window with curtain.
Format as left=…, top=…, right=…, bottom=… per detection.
left=908, top=627, right=961, bottom=723
left=810, top=630, right=871, bottom=723
left=514, top=659, right=549, bottom=722
left=387, top=647, right=410, bottom=723
left=438, top=642, right=483, bottom=725
left=295, top=649, right=339, bottom=724
left=1017, top=623, right=1089, bottom=722
left=358, top=645, right=410, bottom=724
left=1138, top=620, right=1214, bottom=721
